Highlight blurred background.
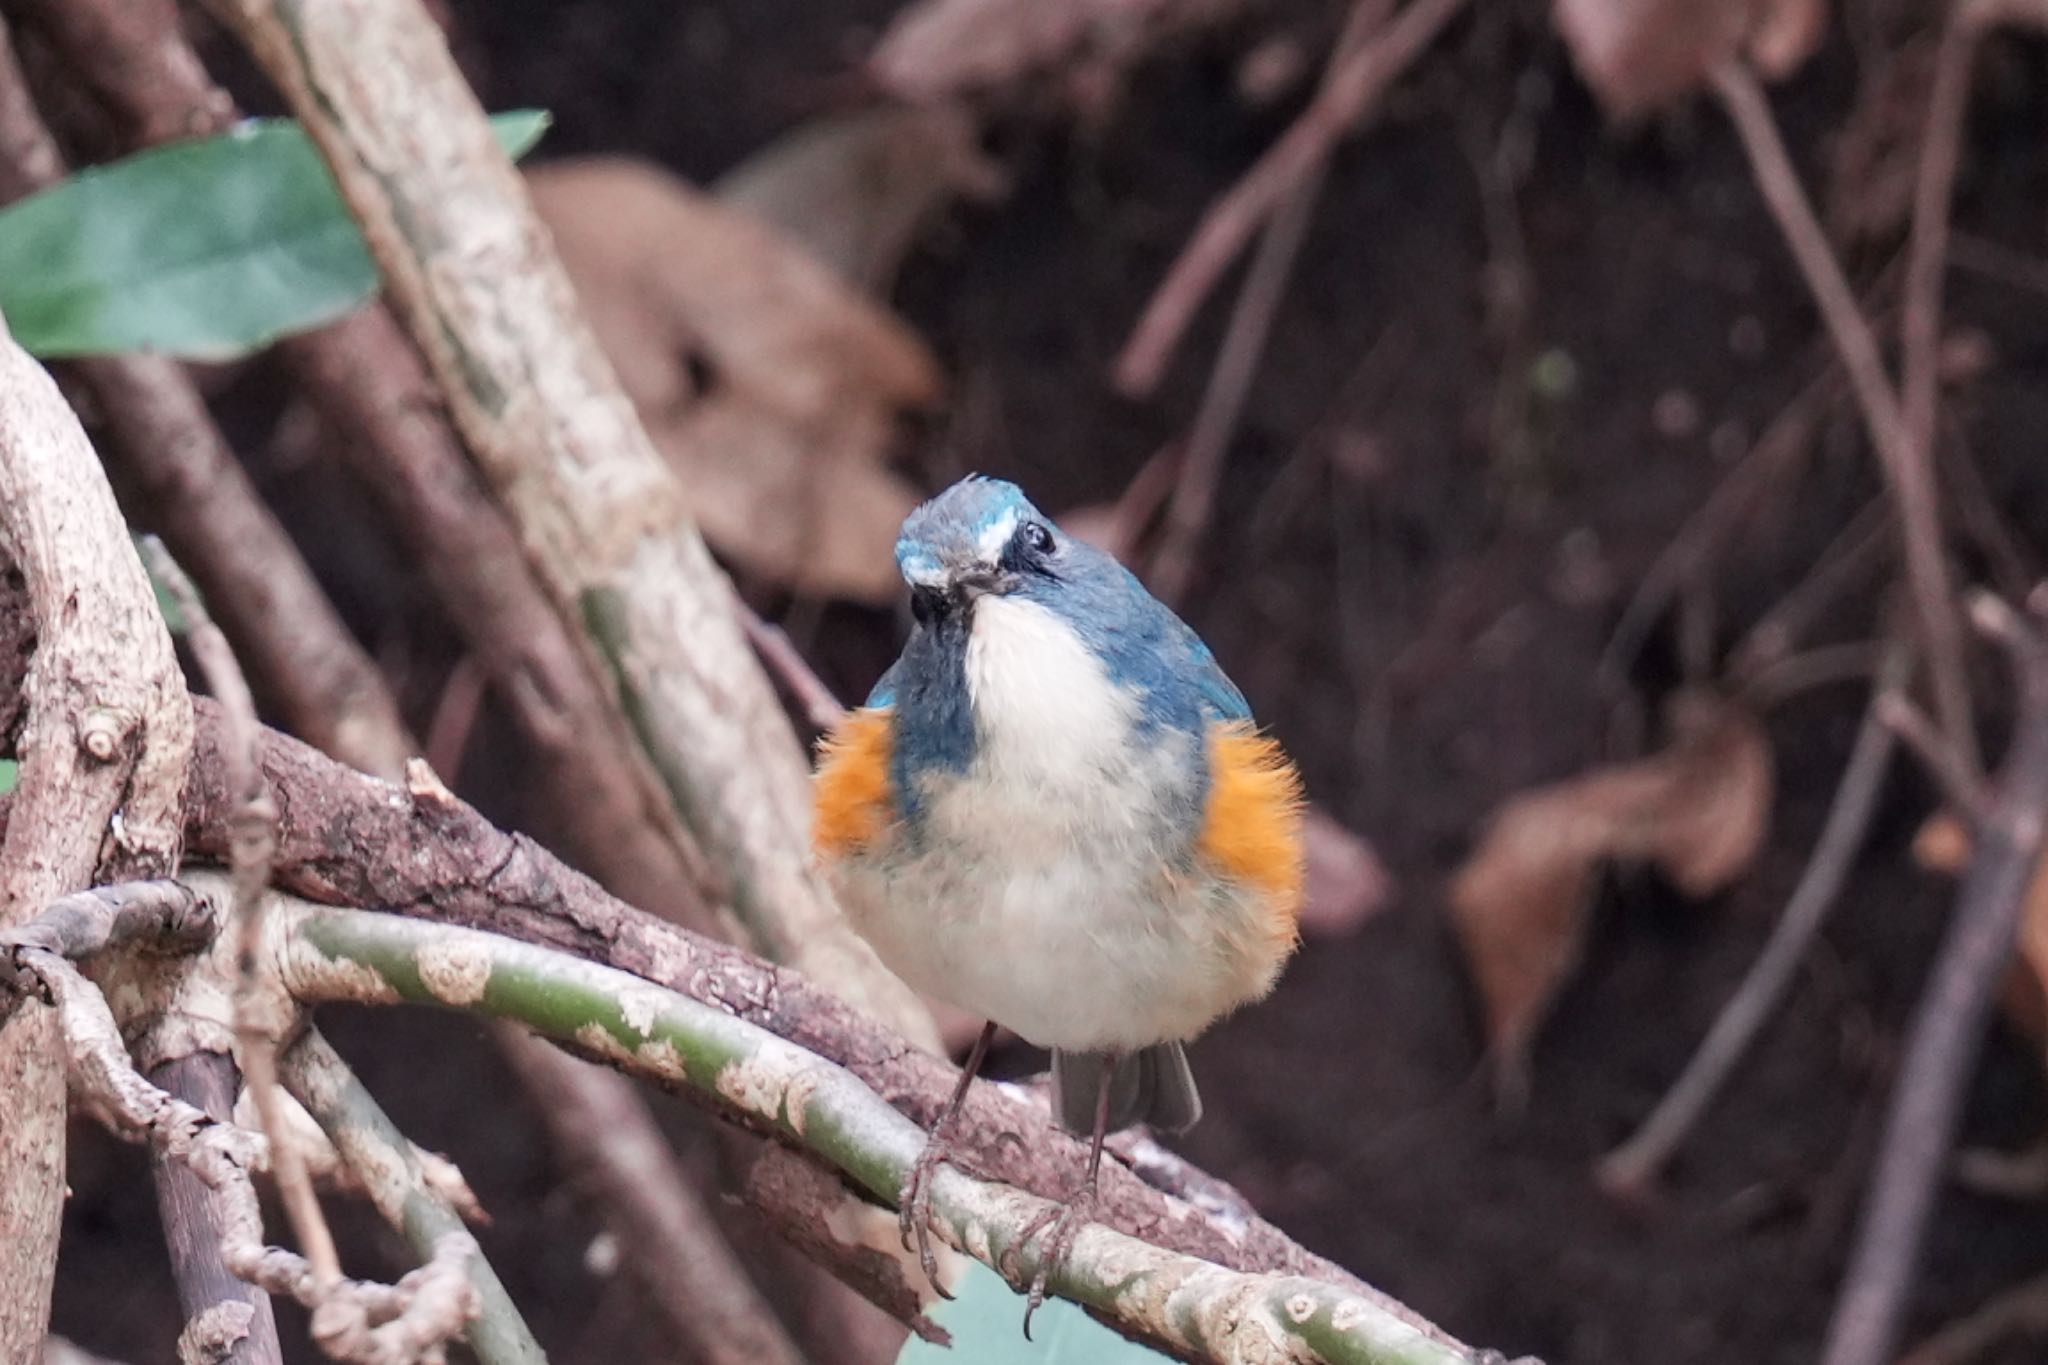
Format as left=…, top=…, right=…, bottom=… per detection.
left=20, top=0, right=2048, bottom=1362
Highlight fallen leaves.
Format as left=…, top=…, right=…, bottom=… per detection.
left=526, top=156, right=943, bottom=603
left=1449, top=691, right=1774, bottom=1097
left=1552, top=0, right=1829, bottom=120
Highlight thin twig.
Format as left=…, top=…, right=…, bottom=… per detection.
left=1114, top=0, right=1470, bottom=395
left=21, top=946, right=479, bottom=1364
left=1711, top=59, right=1980, bottom=785
left=1877, top=693, right=1995, bottom=825
left=140, top=541, right=339, bottom=1292
left=1602, top=369, right=1834, bottom=689
left=1598, top=639, right=1910, bottom=1198
left=1145, top=0, right=1392, bottom=604
left=739, top=603, right=847, bottom=733
left=280, top=1029, right=543, bottom=1365
left=1899, top=1264, right=2048, bottom=1365
left=1729, top=500, right=1895, bottom=683
left=1897, top=14, right=1975, bottom=492
left=1820, top=596, right=2048, bottom=1365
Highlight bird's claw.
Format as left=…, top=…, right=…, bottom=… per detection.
left=1011, top=1183, right=1099, bottom=1340
left=899, top=1136, right=960, bottom=1299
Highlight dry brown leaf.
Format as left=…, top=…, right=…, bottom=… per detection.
left=870, top=0, right=1247, bottom=106
left=1552, top=0, right=1829, bottom=120
left=712, top=105, right=1004, bottom=295
left=527, top=157, right=943, bottom=603
left=1448, top=691, right=1774, bottom=1096
left=1302, top=807, right=1394, bottom=937
left=1912, top=812, right=2048, bottom=1047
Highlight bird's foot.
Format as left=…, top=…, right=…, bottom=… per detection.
left=899, top=1133, right=965, bottom=1298
left=1011, top=1180, right=1100, bottom=1340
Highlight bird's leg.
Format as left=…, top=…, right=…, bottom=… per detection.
left=901, top=1019, right=997, bottom=1296
left=1015, top=1055, right=1117, bottom=1339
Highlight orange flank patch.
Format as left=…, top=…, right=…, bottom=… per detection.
left=1199, top=721, right=1307, bottom=950
left=813, top=706, right=897, bottom=858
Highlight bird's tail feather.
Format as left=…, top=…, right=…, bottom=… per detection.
left=1051, top=1043, right=1203, bottom=1136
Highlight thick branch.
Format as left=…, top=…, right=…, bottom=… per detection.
left=0, top=285, right=192, bottom=1357
left=261, top=894, right=1504, bottom=1365
left=168, top=702, right=1375, bottom=1294
left=203, top=0, right=931, bottom=1043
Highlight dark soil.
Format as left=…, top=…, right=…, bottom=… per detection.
left=46, top=4, right=2048, bottom=1364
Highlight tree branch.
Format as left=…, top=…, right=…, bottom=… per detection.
left=202, top=0, right=932, bottom=1043
left=254, top=890, right=1507, bottom=1365
left=0, top=283, right=192, bottom=1359
left=1710, top=59, right=1979, bottom=782
left=163, top=700, right=1386, bottom=1296
left=1114, top=0, right=1469, bottom=395
left=1821, top=595, right=2048, bottom=1365
left=279, top=1029, right=543, bottom=1365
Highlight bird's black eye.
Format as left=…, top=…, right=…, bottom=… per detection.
left=1018, top=521, right=1055, bottom=557
left=910, top=585, right=946, bottom=625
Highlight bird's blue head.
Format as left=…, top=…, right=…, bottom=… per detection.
left=873, top=477, right=1250, bottom=813
left=892, top=476, right=1059, bottom=626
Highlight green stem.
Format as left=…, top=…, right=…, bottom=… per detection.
left=278, top=1028, right=547, bottom=1365
left=274, top=901, right=1498, bottom=1365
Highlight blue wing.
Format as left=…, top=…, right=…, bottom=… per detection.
left=1181, top=628, right=1251, bottom=721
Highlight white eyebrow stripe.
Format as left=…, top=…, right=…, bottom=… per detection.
left=976, top=508, right=1020, bottom=560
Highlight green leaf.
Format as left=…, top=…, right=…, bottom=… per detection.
left=0, top=110, right=550, bottom=360
left=0, top=758, right=16, bottom=796
left=898, top=1262, right=1171, bottom=1364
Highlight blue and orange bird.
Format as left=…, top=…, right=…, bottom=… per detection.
left=812, top=475, right=1304, bottom=1324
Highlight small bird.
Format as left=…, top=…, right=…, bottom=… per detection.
left=812, top=475, right=1304, bottom=1324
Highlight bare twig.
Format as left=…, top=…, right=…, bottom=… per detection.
left=1114, top=0, right=1469, bottom=395
left=1878, top=693, right=1995, bottom=824
left=494, top=1029, right=808, bottom=1365
left=1899, top=1265, right=2048, bottom=1365
left=1598, top=640, right=1909, bottom=1197
left=739, top=604, right=848, bottom=735
left=147, top=1051, right=285, bottom=1365
left=141, top=543, right=340, bottom=1295
left=1820, top=595, right=2048, bottom=1365
left=1729, top=500, right=1894, bottom=682
left=1601, top=370, right=1834, bottom=689
left=20, top=946, right=479, bottom=1364
left=0, top=290, right=192, bottom=1357
left=1896, top=14, right=1975, bottom=492
left=1711, top=60, right=1979, bottom=783
left=1145, top=0, right=1392, bottom=604
left=280, top=1030, right=542, bottom=1365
